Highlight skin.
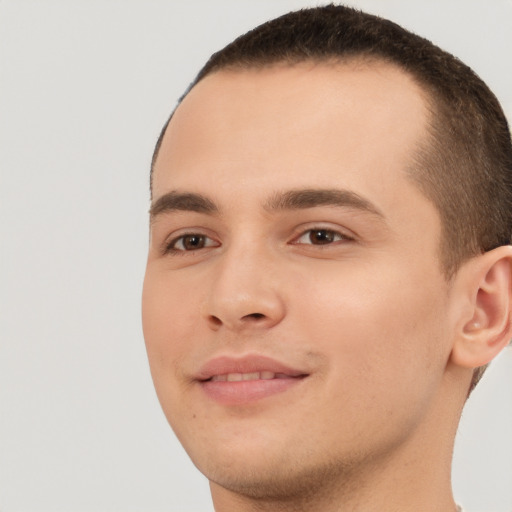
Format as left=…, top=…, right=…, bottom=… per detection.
left=142, top=62, right=506, bottom=511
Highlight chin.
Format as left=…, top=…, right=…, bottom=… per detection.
left=195, top=444, right=359, bottom=503
left=208, top=465, right=321, bottom=501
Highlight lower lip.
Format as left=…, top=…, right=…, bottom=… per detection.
left=199, top=377, right=305, bottom=406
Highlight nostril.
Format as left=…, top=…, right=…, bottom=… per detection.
left=209, top=315, right=223, bottom=327
left=244, top=313, right=266, bottom=320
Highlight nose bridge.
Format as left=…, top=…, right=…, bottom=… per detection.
left=204, top=236, right=285, bottom=330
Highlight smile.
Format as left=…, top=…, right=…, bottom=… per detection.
left=196, top=355, right=308, bottom=405
left=209, top=371, right=294, bottom=382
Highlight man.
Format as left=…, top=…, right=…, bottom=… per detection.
left=142, top=5, right=512, bottom=511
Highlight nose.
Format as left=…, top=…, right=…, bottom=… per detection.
left=203, top=243, right=286, bottom=332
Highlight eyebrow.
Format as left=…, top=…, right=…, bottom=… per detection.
left=150, top=191, right=218, bottom=221
left=149, top=188, right=384, bottom=221
left=264, top=188, right=384, bottom=217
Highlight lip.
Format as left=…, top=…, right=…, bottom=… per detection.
left=196, top=354, right=308, bottom=405
left=197, top=354, right=307, bottom=380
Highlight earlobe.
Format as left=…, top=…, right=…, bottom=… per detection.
left=450, top=246, right=512, bottom=369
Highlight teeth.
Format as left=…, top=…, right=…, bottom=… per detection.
left=210, top=371, right=277, bottom=382
left=242, top=372, right=260, bottom=381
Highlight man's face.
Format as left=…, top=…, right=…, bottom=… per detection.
left=143, top=62, right=457, bottom=497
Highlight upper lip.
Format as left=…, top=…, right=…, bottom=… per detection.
left=196, top=354, right=308, bottom=381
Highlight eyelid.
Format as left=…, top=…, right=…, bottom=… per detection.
left=290, top=224, right=356, bottom=245
left=161, top=230, right=220, bottom=255
left=156, top=222, right=356, bottom=255
left=294, top=230, right=350, bottom=245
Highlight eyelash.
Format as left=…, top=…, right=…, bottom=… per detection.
left=292, top=228, right=354, bottom=246
left=164, top=227, right=353, bottom=255
left=164, top=233, right=219, bottom=254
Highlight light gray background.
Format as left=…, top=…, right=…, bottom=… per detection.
left=1, top=1, right=511, bottom=511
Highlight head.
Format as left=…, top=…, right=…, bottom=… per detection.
left=142, top=4, right=512, bottom=507
left=150, top=5, right=512, bottom=391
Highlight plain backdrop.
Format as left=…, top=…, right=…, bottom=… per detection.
left=1, top=1, right=511, bottom=511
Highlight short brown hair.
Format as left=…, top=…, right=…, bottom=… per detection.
left=151, top=4, right=512, bottom=389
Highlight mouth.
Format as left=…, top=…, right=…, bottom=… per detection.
left=196, top=355, right=309, bottom=405
left=208, top=371, right=302, bottom=382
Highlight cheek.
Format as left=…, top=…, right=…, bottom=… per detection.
left=141, top=270, right=198, bottom=389
left=293, top=261, right=449, bottom=399
left=141, top=269, right=211, bottom=440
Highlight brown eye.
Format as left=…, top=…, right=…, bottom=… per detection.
left=294, top=228, right=348, bottom=246
left=167, top=233, right=218, bottom=252
left=181, top=235, right=206, bottom=250
left=308, top=229, right=337, bottom=244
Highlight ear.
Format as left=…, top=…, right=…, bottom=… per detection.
left=450, top=245, right=512, bottom=369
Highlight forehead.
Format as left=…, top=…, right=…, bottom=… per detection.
left=153, top=61, right=429, bottom=215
